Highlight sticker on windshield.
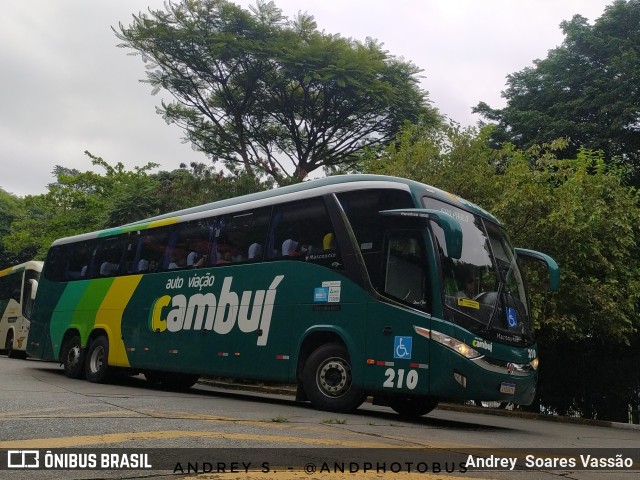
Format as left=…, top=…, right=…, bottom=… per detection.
left=506, top=307, right=518, bottom=327
left=457, top=298, right=480, bottom=310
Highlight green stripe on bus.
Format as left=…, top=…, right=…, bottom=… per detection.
left=50, top=279, right=115, bottom=351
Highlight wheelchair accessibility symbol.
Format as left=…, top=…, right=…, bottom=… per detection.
left=394, top=336, right=413, bottom=360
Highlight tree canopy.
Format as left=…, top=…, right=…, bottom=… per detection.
left=115, top=0, right=440, bottom=183
left=0, top=188, right=29, bottom=266
left=356, top=123, right=640, bottom=420
left=474, top=0, right=640, bottom=185
left=1, top=153, right=267, bottom=260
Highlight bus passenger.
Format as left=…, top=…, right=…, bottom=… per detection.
left=100, top=261, right=119, bottom=276
left=168, top=250, right=186, bottom=269
left=248, top=242, right=262, bottom=260
left=323, top=233, right=336, bottom=251
left=282, top=238, right=299, bottom=257
left=187, top=240, right=208, bottom=268
left=215, top=238, right=232, bottom=264
left=456, top=275, right=477, bottom=299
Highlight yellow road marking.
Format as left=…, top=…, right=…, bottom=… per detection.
left=0, top=429, right=453, bottom=449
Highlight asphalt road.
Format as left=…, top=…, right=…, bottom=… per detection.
left=1, top=355, right=639, bottom=479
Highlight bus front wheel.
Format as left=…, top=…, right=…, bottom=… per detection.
left=85, top=336, right=111, bottom=383
left=61, top=335, right=85, bottom=379
left=302, top=343, right=365, bottom=413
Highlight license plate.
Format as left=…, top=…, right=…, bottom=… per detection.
left=500, top=382, right=516, bottom=395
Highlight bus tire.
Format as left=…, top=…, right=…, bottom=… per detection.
left=388, top=396, right=439, bottom=418
left=84, top=336, right=111, bottom=383
left=302, top=343, right=365, bottom=413
left=61, top=335, right=85, bottom=379
left=5, top=331, right=17, bottom=358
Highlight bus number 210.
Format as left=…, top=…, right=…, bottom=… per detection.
left=383, top=368, right=418, bottom=390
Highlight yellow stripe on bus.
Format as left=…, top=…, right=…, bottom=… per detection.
left=0, top=266, right=15, bottom=277
left=148, top=217, right=179, bottom=229
left=95, top=274, right=143, bottom=367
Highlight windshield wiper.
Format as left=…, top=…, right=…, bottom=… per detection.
left=484, top=257, right=515, bottom=333
left=484, top=280, right=505, bottom=334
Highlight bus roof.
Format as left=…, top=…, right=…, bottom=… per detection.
left=50, top=174, right=498, bottom=246
left=0, top=260, right=44, bottom=277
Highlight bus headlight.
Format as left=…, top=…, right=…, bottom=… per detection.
left=530, top=358, right=539, bottom=370
left=430, top=330, right=481, bottom=360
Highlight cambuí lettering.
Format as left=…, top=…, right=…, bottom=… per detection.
left=149, top=275, right=284, bottom=346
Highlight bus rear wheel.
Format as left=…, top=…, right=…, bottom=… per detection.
left=302, top=343, right=365, bottom=413
left=61, top=335, right=85, bottom=379
left=5, top=331, right=17, bottom=358
left=388, top=396, right=439, bottom=418
left=85, top=336, right=111, bottom=383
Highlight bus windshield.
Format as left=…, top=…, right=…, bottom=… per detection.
left=424, top=197, right=533, bottom=345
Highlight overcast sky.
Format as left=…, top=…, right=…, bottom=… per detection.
left=1, top=0, right=613, bottom=197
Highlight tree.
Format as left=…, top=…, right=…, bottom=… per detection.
left=115, top=0, right=439, bottom=183
left=3, top=153, right=161, bottom=258
left=474, top=0, right=640, bottom=185
left=3, top=153, right=269, bottom=259
left=0, top=188, right=30, bottom=268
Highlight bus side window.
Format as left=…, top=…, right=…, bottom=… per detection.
left=217, top=207, right=270, bottom=265
left=336, top=189, right=414, bottom=290
left=92, top=237, right=127, bottom=278
left=268, top=198, right=341, bottom=268
left=71, top=241, right=95, bottom=280
left=175, top=219, right=212, bottom=269
left=383, top=230, right=432, bottom=312
left=0, top=274, right=21, bottom=310
left=135, top=228, right=170, bottom=273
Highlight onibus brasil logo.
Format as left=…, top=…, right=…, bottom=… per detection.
left=150, top=274, right=284, bottom=346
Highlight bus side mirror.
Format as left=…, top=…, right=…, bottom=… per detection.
left=29, top=279, right=39, bottom=301
left=379, top=208, right=463, bottom=259
left=514, top=248, right=560, bottom=292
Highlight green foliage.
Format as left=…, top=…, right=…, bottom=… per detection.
left=359, top=123, right=640, bottom=420
left=4, top=153, right=159, bottom=258
left=152, top=162, right=272, bottom=214
left=474, top=0, right=640, bottom=185
left=363, top=124, right=640, bottom=343
left=115, top=0, right=440, bottom=183
left=0, top=188, right=31, bottom=268
left=3, top=153, right=267, bottom=259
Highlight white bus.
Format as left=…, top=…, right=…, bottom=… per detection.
left=0, top=261, right=42, bottom=358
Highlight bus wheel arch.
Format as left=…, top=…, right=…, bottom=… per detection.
left=301, top=341, right=366, bottom=413
left=84, top=332, right=111, bottom=383
left=60, top=330, right=85, bottom=379
left=296, top=331, right=345, bottom=383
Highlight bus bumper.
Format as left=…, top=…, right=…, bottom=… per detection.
left=435, top=353, right=538, bottom=406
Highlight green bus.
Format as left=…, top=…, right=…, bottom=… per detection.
left=1, top=261, right=43, bottom=358
left=27, top=174, right=558, bottom=416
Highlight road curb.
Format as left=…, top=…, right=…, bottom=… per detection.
left=198, top=378, right=640, bottom=431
